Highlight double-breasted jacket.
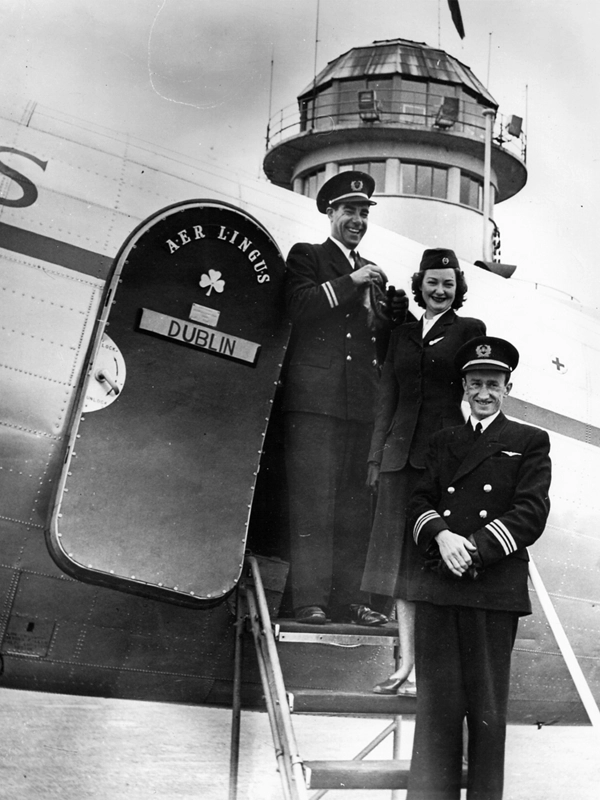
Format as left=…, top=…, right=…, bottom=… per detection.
left=408, top=412, right=551, bottom=615
left=283, top=238, right=388, bottom=422
left=368, top=310, right=486, bottom=470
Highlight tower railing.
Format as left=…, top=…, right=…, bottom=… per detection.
left=266, top=87, right=526, bottom=164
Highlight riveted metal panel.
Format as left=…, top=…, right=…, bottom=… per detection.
left=48, top=200, right=289, bottom=606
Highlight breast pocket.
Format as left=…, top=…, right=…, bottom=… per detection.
left=488, top=452, right=521, bottom=489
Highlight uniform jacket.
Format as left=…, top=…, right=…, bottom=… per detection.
left=368, top=310, right=486, bottom=470
left=283, top=238, right=389, bottom=422
left=408, top=412, right=551, bottom=614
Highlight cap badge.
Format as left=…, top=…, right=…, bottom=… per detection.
left=442, top=257, right=449, bottom=265
left=476, top=344, right=492, bottom=358
left=351, top=179, right=363, bottom=191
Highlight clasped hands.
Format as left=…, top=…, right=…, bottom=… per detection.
left=430, top=530, right=483, bottom=580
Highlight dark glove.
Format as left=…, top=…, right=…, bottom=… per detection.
left=425, top=556, right=462, bottom=580
left=389, top=286, right=408, bottom=324
left=465, top=535, right=484, bottom=579
left=367, top=281, right=392, bottom=326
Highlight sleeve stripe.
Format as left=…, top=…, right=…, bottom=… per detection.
left=485, top=519, right=517, bottom=555
left=322, top=281, right=338, bottom=308
left=414, top=510, right=441, bottom=543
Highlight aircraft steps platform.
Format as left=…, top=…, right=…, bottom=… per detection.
left=230, top=555, right=467, bottom=799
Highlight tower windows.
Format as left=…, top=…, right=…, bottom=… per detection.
left=460, top=172, right=484, bottom=210
left=338, top=160, right=386, bottom=189
left=401, top=163, right=448, bottom=199
left=302, top=167, right=327, bottom=198
left=299, top=161, right=485, bottom=210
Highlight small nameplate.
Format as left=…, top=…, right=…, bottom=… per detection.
left=190, top=303, right=220, bottom=327
left=139, top=309, right=260, bottom=365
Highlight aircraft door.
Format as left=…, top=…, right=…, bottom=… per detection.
left=47, top=200, right=289, bottom=606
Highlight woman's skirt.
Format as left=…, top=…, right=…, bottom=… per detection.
left=361, top=465, right=423, bottom=599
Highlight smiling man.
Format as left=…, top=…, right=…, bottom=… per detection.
left=406, top=336, right=552, bottom=800
left=282, top=171, right=406, bottom=626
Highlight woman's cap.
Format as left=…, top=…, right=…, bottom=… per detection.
left=419, top=248, right=460, bottom=271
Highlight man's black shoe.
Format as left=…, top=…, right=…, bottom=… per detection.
left=295, top=605, right=326, bottom=625
left=337, top=604, right=388, bottom=626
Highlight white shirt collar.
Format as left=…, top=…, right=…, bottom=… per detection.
left=421, top=308, right=450, bottom=337
left=470, top=411, right=501, bottom=432
left=329, top=236, right=356, bottom=264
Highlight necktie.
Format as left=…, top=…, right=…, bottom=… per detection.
left=474, top=422, right=483, bottom=439
left=349, top=250, right=359, bottom=270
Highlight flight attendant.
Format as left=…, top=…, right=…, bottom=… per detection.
left=365, top=248, right=486, bottom=693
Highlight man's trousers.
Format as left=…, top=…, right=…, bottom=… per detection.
left=285, top=411, right=372, bottom=614
left=408, top=601, right=519, bottom=800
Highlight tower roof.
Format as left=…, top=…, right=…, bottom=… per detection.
left=299, top=38, right=497, bottom=108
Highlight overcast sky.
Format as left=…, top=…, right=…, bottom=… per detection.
left=3, top=0, right=599, bottom=305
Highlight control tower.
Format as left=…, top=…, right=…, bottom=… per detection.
left=263, top=38, right=526, bottom=268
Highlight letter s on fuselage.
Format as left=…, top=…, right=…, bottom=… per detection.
left=0, top=147, right=48, bottom=208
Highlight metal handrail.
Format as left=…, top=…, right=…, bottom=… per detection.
left=245, top=555, right=309, bottom=800
left=529, top=554, right=600, bottom=735
left=245, top=588, right=294, bottom=800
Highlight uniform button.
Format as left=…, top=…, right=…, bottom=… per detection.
left=346, top=313, right=350, bottom=318
left=346, top=332, right=352, bottom=339
left=479, top=510, right=488, bottom=519
left=443, top=510, right=451, bottom=517
left=372, top=359, right=378, bottom=367
left=371, top=336, right=376, bottom=343
left=447, top=486, right=455, bottom=494
left=346, top=355, right=352, bottom=361
left=483, top=484, right=492, bottom=492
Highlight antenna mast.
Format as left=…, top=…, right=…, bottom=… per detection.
left=266, top=46, right=275, bottom=149
left=311, top=0, right=320, bottom=127
left=486, top=32, right=493, bottom=88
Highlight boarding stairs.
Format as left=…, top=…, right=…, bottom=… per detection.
left=229, top=555, right=423, bottom=799
left=229, top=555, right=600, bottom=799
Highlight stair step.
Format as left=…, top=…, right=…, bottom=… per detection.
left=305, top=760, right=411, bottom=790
left=305, top=760, right=469, bottom=791
left=276, top=618, right=398, bottom=638
left=288, top=689, right=416, bottom=715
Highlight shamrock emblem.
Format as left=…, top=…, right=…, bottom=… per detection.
left=199, top=269, right=225, bottom=296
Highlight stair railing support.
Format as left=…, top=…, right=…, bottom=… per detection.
left=245, top=588, right=294, bottom=800
left=246, top=555, right=309, bottom=800
left=228, top=587, right=244, bottom=800
left=308, top=721, right=397, bottom=800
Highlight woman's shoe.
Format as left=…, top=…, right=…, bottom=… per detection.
left=372, top=675, right=408, bottom=694
left=397, top=679, right=417, bottom=697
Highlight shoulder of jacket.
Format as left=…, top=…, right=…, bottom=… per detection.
left=503, top=418, right=548, bottom=441
left=287, top=241, right=320, bottom=256
left=392, top=319, right=420, bottom=337
left=456, top=315, right=486, bottom=328
left=431, top=423, right=464, bottom=444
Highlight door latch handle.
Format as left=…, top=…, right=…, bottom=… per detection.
left=95, top=369, right=120, bottom=395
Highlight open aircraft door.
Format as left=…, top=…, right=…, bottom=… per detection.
left=47, top=200, right=289, bottom=606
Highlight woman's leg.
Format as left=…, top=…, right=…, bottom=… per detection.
left=388, top=598, right=415, bottom=681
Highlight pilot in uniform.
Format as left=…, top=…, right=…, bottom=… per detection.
left=283, top=171, right=406, bottom=626
left=406, top=336, right=552, bottom=800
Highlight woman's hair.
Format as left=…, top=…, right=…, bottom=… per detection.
left=410, top=266, right=468, bottom=310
